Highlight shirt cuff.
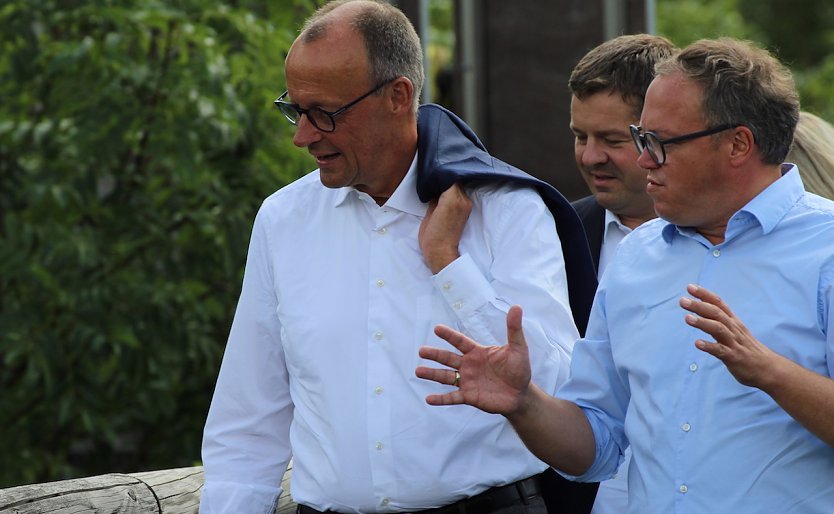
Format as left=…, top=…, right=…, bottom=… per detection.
left=433, top=252, right=496, bottom=320
left=199, top=479, right=281, bottom=514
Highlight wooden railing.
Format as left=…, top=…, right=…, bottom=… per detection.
left=0, top=465, right=297, bottom=513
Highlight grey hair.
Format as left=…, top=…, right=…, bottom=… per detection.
left=300, top=0, right=424, bottom=112
left=655, top=38, right=799, bottom=165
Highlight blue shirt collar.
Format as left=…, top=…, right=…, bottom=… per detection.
left=661, top=164, right=804, bottom=243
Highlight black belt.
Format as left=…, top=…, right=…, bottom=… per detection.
left=296, top=472, right=543, bottom=514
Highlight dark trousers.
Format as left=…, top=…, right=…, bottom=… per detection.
left=539, top=468, right=598, bottom=514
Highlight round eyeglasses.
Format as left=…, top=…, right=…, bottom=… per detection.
left=630, top=123, right=741, bottom=165
left=274, top=78, right=397, bottom=133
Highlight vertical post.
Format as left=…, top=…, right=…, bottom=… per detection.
left=395, top=0, right=430, bottom=103
left=451, top=0, right=647, bottom=199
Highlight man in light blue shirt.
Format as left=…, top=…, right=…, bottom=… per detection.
left=417, top=38, right=834, bottom=513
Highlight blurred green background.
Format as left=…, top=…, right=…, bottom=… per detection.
left=2, top=0, right=833, bottom=488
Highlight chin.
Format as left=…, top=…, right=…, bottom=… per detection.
left=318, top=172, right=348, bottom=190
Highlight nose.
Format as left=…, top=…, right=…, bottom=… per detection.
left=636, top=147, right=659, bottom=169
left=292, top=114, right=323, bottom=148
left=580, top=138, right=609, bottom=168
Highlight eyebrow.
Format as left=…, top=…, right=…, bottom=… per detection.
left=571, top=126, right=631, bottom=138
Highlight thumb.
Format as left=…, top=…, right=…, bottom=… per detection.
left=506, top=305, right=527, bottom=350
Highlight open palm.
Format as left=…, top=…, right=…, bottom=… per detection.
left=416, top=305, right=533, bottom=415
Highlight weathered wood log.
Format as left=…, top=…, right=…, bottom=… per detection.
left=0, top=464, right=297, bottom=514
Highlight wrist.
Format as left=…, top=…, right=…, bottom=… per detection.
left=507, top=382, right=539, bottom=421
left=427, top=249, right=460, bottom=274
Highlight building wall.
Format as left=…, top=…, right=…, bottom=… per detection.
left=396, top=0, right=647, bottom=200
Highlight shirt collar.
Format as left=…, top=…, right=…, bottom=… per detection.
left=604, top=209, right=632, bottom=236
left=661, top=164, right=804, bottom=243
left=385, top=152, right=427, bottom=217
left=332, top=152, right=426, bottom=217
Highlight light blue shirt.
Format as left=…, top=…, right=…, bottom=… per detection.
left=558, top=167, right=834, bottom=513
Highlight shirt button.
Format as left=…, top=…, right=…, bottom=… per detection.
left=679, top=484, right=688, bottom=493
left=381, top=498, right=390, bottom=506
left=374, top=331, right=384, bottom=341
left=376, top=279, right=385, bottom=287
left=375, top=442, right=383, bottom=450
left=442, top=282, right=452, bottom=291
left=377, top=227, right=387, bottom=235
left=682, top=423, right=691, bottom=432
left=453, top=301, right=463, bottom=310
left=374, top=386, right=384, bottom=395
left=689, top=363, right=698, bottom=372
left=712, top=249, right=721, bottom=257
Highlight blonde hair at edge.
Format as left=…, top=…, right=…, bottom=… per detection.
left=787, top=111, right=834, bottom=199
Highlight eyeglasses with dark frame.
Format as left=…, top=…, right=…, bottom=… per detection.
left=274, top=77, right=397, bottom=133
left=629, top=123, right=742, bottom=165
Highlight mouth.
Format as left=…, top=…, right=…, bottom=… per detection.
left=311, top=151, right=340, bottom=167
left=646, top=175, right=663, bottom=192
left=587, top=170, right=618, bottom=185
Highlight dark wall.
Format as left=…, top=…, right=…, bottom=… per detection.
left=398, top=0, right=647, bottom=200
left=480, top=0, right=607, bottom=200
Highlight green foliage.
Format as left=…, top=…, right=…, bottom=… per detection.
left=656, top=0, right=763, bottom=46
left=657, top=0, right=834, bottom=121
left=0, top=0, right=317, bottom=487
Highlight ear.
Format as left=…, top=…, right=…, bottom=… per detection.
left=388, top=76, right=414, bottom=114
left=728, top=125, right=755, bottom=166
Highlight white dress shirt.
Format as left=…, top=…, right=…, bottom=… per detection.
left=596, top=209, right=631, bottom=280
left=200, top=156, right=579, bottom=513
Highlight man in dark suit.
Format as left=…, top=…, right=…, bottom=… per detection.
left=565, top=34, right=677, bottom=514
left=569, top=35, right=676, bottom=278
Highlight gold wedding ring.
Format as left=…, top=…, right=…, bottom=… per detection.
left=453, top=370, right=461, bottom=388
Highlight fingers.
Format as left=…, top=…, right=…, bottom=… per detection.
left=416, top=324, right=470, bottom=385
left=682, top=303, right=729, bottom=338
left=436, top=183, right=473, bottom=215
left=683, top=283, right=735, bottom=317
left=425, top=390, right=465, bottom=406
left=680, top=284, right=749, bottom=354
left=414, top=366, right=460, bottom=387
left=433, top=323, right=476, bottom=355
left=694, top=339, right=725, bottom=358
left=424, top=199, right=437, bottom=217
left=679, top=284, right=733, bottom=335
left=440, top=182, right=469, bottom=202
left=506, top=305, right=527, bottom=351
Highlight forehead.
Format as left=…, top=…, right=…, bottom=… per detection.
left=285, top=25, right=370, bottom=98
left=641, top=73, right=705, bottom=130
left=570, top=91, right=640, bottom=130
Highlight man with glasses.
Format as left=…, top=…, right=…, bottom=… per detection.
left=199, top=1, right=591, bottom=513
left=566, top=34, right=677, bottom=514
left=417, top=38, right=834, bottom=513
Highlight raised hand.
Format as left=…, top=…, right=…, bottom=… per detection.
left=680, top=283, right=778, bottom=388
left=416, top=305, right=533, bottom=415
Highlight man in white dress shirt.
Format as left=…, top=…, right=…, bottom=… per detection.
left=199, top=1, right=584, bottom=513
left=565, top=34, right=676, bottom=514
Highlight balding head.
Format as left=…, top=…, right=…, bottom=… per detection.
left=292, top=0, right=424, bottom=112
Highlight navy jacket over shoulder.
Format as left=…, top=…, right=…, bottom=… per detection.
left=415, top=103, right=597, bottom=336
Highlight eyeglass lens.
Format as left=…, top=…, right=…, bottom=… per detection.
left=630, top=125, right=664, bottom=164
left=277, top=103, right=335, bottom=132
